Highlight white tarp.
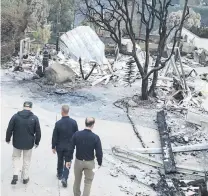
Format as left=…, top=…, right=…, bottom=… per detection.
left=59, top=26, right=108, bottom=65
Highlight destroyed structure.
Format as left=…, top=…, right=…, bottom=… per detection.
left=2, top=23, right=208, bottom=195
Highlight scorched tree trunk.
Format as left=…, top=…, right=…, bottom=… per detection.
left=149, top=70, right=158, bottom=97
left=141, top=78, right=149, bottom=100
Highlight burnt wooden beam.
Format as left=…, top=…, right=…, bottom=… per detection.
left=157, top=110, right=176, bottom=174
left=156, top=174, right=184, bottom=196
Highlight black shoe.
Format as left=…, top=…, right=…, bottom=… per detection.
left=23, top=178, right=29, bottom=184
left=11, top=175, right=18, bottom=185
left=61, top=178, right=67, bottom=188
left=56, top=174, right=62, bottom=180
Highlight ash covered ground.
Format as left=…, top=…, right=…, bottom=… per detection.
left=1, top=68, right=208, bottom=196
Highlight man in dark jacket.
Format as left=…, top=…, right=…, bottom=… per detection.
left=52, top=105, right=78, bottom=187
left=6, top=101, right=41, bottom=185
left=66, top=117, right=103, bottom=196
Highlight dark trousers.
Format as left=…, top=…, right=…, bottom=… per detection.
left=57, top=150, right=70, bottom=180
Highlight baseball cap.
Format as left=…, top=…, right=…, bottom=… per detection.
left=23, top=101, right=33, bottom=108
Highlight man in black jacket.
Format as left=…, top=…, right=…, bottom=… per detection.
left=6, top=101, right=41, bottom=185
left=52, top=105, right=78, bottom=187
left=66, top=117, right=103, bottom=196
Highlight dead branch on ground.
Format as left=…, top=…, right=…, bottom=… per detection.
left=79, top=57, right=97, bottom=80
left=114, top=98, right=146, bottom=148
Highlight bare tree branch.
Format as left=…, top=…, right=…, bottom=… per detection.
left=79, top=57, right=85, bottom=79
left=144, top=3, right=189, bottom=81
left=80, top=0, right=189, bottom=99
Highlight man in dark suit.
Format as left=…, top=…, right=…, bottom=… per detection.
left=52, top=105, right=78, bottom=187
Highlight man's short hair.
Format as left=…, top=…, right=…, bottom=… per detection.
left=62, top=105, right=69, bottom=114
left=85, top=117, right=95, bottom=127
left=23, top=101, right=33, bottom=108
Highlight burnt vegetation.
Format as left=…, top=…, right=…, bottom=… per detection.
left=80, top=0, right=189, bottom=100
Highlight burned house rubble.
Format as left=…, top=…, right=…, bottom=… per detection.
left=2, top=25, right=208, bottom=196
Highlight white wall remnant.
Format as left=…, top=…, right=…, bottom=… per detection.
left=19, top=38, right=31, bottom=66
left=182, top=28, right=208, bottom=51
left=186, top=110, right=208, bottom=125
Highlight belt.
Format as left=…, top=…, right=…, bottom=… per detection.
left=77, top=158, right=94, bottom=162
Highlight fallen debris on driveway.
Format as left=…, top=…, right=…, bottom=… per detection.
left=131, top=143, right=208, bottom=154
left=157, top=110, right=176, bottom=174
left=186, top=110, right=208, bottom=125
left=112, top=147, right=206, bottom=177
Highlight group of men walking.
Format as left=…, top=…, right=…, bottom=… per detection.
left=6, top=101, right=103, bottom=196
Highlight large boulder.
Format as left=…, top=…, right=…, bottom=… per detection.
left=45, top=62, right=76, bottom=84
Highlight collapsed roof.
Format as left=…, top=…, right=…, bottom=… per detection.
left=59, top=26, right=108, bottom=65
